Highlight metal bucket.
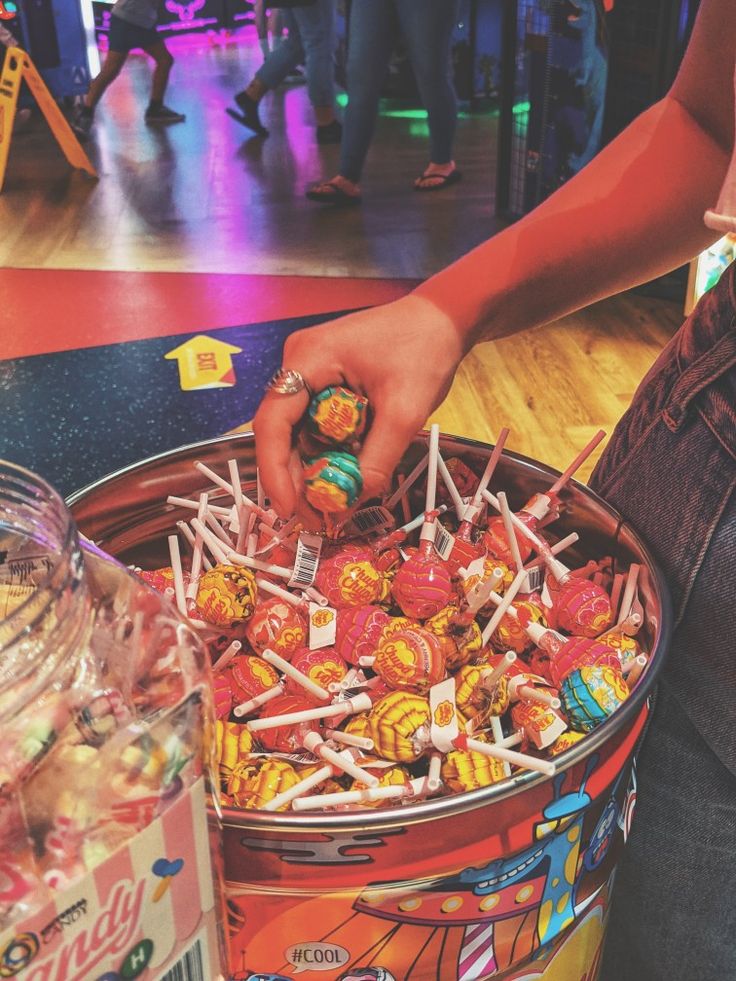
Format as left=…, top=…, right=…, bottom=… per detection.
left=68, top=432, right=671, bottom=981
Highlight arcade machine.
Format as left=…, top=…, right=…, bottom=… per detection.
left=15, top=0, right=99, bottom=98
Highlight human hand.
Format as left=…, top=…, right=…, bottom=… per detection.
left=253, top=293, right=468, bottom=518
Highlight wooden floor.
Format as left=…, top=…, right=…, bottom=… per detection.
left=1, top=29, right=686, bottom=481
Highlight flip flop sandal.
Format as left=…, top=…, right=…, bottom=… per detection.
left=306, top=179, right=362, bottom=206
left=414, top=169, right=463, bottom=192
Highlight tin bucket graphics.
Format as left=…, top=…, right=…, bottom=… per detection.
left=69, top=433, right=670, bottom=981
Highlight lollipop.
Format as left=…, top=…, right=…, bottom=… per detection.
left=213, top=673, right=234, bottom=720
left=424, top=603, right=482, bottom=671
left=194, top=564, right=257, bottom=628
left=490, top=598, right=548, bottom=655
left=216, top=721, right=254, bottom=775
left=228, top=758, right=301, bottom=810
left=304, top=450, right=363, bottom=514
left=547, top=635, right=621, bottom=688
left=560, top=665, right=629, bottom=732
left=245, top=596, right=308, bottom=659
left=372, top=626, right=446, bottom=694
left=307, top=386, right=369, bottom=444
left=334, top=605, right=394, bottom=664
left=348, top=765, right=412, bottom=808
left=289, top=647, right=349, bottom=694
left=230, top=655, right=281, bottom=704
left=247, top=694, right=321, bottom=753
left=546, top=573, right=614, bottom=638
left=391, top=428, right=453, bottom=620
left=441, top=745, right=507, bottom=793
left=368, top=691, right=431, bottom=763
left=316, top=547, right=384, bottom=608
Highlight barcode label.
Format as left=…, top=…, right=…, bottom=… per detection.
left=288, top=533, right=322, bottom=589
left=434, top=525, right=455, bottom=560
left=158, top=936, right=205, bottom=981
left=348, top=506, right=395, bottom=536
left=524, top=564, right=544, bottom=592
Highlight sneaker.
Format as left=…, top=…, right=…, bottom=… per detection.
left=228, top=91, right=269, bottom=136
left=316, top=119, right=342, bottom=145
left=145, top=104, right=186, bottom=125
left=70, top=105, right=94, bottom=141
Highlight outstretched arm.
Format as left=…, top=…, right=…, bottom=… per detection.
left=255, top=0, right=735, bottom=515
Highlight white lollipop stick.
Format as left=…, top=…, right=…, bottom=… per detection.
left=228, top=459, right=244, bottom=509
left=497, top=491, right=525, bottom=574
left=302, top=585, right=329, bottom=607
left=226, top=549, right=294, bottom=581
left=246, top=692, right=372, bottom=731
left=511, top=683, right=561, bottom=710
left=462, top=567, right=505, bottom=618
left=213, top=640, right=242, bottom=673
left=616, top=564, right=640, bottom=627
left=176, top=521, right=213, bottom=572
left=167, top=495, right=231, bottom=518
left=398, top=504, right=449, bottom=537
left=261, top=762, right=335, bottom=811
left=525, top=533, right=579, bottom=570
left=167, top=535, right=188, bottom=618
left=384, top=453, right=429, bottom=510
left=456, top=736, right=556, bottom=777
left=482, top=490, right=549, bottom=555
left=302, top=732, right=379, bottom=786
left=426, top=424, right=440, bottom=514
left=255, top=517, right=299, bottom=555
left=190, top=516, right=229, bottom=565
left=481, top=569, right=528, bottom=645
left=427, top=752, right=443, bottom=792
left=185, top=493, right=210, bottom=601
left=358, top=656, right=376, bottom=668
left=479, top=651, right=517, bottom=690
left=547, top=429, right=606, bottom=495
left=622, top=654, right=648, bottom=688
left=233, top=683, right=285, bottom=718
left=324, top=729, right=374, bottom=751
left=255, top=576, right=304, bottom=608
left=292, top=784, right=409, bottom=811
left=205, top=510, right=235, bottom=548
left=261, top=648, right=330, bottom=702
left=194, top=460, right=235, bottom=496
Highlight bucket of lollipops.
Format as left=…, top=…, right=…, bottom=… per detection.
left=67, top=391, right=670, bottom=981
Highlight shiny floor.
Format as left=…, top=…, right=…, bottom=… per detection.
left=1, top=30, right=500, bottom=277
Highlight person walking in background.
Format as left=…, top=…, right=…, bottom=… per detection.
left=71, top=0, right=185, bottom=140
left=228, top=0, right=340, bottom=145
left=253, top=0, right=285, bottom=62
left=306, top=0, right=461, bottom=206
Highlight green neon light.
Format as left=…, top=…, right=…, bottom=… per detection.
left=513, top=101, right=531, bottom=115
left=337, top=92, right=349, bottom=108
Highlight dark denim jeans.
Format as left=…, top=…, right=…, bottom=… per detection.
left=256, top=0, right=335, bottom=109
left=592, top=264, right=736, bottom=980
left=340, top=0, right=459, bottom=182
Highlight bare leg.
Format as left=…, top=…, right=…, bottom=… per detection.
left=145, top=41, right=174, bottom=104
left=85, top=50, right=128, bottom=110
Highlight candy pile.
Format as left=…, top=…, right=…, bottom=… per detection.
left=0, top=543, right=211, bottom=931
left=137, top=404, right=650, bottom=815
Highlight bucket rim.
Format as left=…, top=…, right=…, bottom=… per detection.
left=67, top=430, right=672, bottom=833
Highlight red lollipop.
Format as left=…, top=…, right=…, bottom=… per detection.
left=391, top=512, right=453, bottom=620
left=288, top=647, right=349, bottom=694
left=547, top=576, right=613, bottom=638
left=251, top=694, right=321, bottom=753
left=548, top=636, right=621, bottom=688
left=315, top=546, right=384, bottom=609
left=335, top=605, right=393, bottom=665
left=245, top=596, right=307, bottom=660
left=230, top=654, right=280, bottom=703
left=213, top=672, right=234, bottom=720
left=373, top=625, right=446, bottom=694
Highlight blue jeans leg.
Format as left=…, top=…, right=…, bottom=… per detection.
left=255, top=11, right=303, bottom=91
left=292, top=0, right=336, bottom=109
left=599, top=683, right=736, bottom=981
left=339, top=0, right=394, bottom=183
left=396, top=0, right=459, bottom=164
